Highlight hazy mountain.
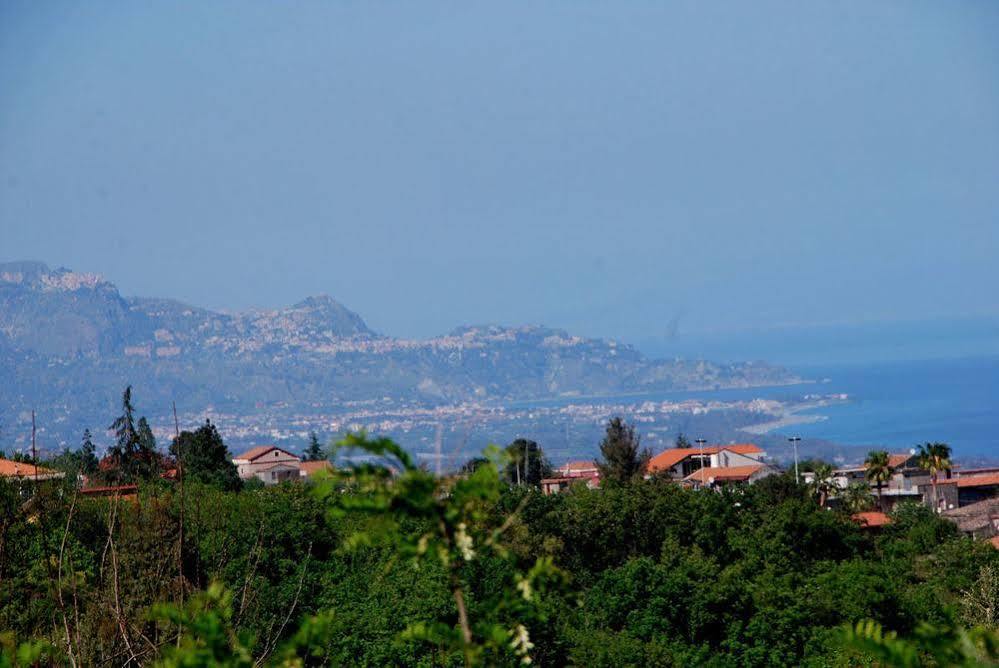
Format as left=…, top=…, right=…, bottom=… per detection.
left=0, top=261, right=799, bottom=445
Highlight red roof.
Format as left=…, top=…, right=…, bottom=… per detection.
left=989, top=536, right=999, bottom=550
left=0, top=458, right=63, bottom=480
left=683, top=464, right=764, bottom=484
left=958, top=473, right=999, bottom=488
left=81, top=484, right=139, bottom=497
left=888, top=453, right=915, bottom=469
left=852, top=511, right=891, bottom=528
left=300, top=461, right=333, bottom=476
left=648, top=444, right=762, bottom=472
left=560, top=460, right=597, bottom=473
left=233, top=445, right=299, bottom=462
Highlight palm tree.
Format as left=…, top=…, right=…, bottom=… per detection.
left=918, top=442, right=953, bottom=512
left=811, top=463, right=836, bottom=508
left=841, top=481, right=874, bottom=514
left=865, top=450, right=892, bottom=512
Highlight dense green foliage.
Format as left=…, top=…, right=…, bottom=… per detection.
left=170, top=420, right=242, bottom=491
left=596, top=417, right=651, bottom=485
left=2, top=430, right=999, bottom=665
left=303, top=431, right=325, bottom=462
left=503, top=439, right=552, bottom=486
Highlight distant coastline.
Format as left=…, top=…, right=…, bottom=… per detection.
left=739, top=396, right=847, bottom=435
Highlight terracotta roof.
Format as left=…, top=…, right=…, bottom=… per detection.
left=300, top=461, right=333, bottom=476
left=683, top=464, right=764, bottom=484
left=648, top=444, right=762, bottom=472
left=233, top=445, right=299, bottom=462
left=0, top=458, right=63, bottom=480
left=888, top=453, right=916, bottom=469
left=559, top=460, right=597, bottom=472
left=957, top=473, right=999, bottom=488
left=852, top=511, right=891, bottom=528
left=989, top=536, right=999, bottom=550
left=81, top=484, right=139, bottom=497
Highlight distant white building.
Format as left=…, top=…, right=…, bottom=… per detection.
left=232, top=445, right=302, bottom=485
left=232, top=445, right=333, bottom=485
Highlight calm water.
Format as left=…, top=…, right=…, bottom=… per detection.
left=789, top=356, right=999, bottom=456
left=512, top=355, right=999, bottom=457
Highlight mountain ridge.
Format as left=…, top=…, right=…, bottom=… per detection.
left=0, top=261, right=801, bottom=446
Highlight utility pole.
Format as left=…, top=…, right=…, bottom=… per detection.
left=523, top=439, right=529, bottom=486
left=694, top=438, right=707, bottom=488
left=788, top=436, right=801, bottom=484
left=435, top=423, right=443, bottom=478
left=174, top=401, right=185, bottom=626
left=31, top=410, right=37, bottom=484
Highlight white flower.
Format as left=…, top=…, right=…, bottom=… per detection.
left=509, top=624, right=534, bottom=664
left=455, top=522, right=475, bottom=561
left=516, top=576, right=533, bottom=601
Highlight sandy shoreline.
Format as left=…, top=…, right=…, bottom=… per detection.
left=739, top=396, right=846, bottom=435
left=740, top=411, right=827, bottom=435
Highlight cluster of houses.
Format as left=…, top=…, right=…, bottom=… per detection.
left=541, top=443, right=774, bottom=493
left=541, top=443, right=999, bottom=545
left=0, top=444, right=333, bottom=494
left=7, top=439, right=999, bottom=545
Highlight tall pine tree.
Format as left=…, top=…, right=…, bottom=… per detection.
left=596, top=417, right=650, bottom=485
left=80, top=428, right=98, bottom=475
left=107, top=386, right=159, bottom=482
left=304, top=431, right=326, bottom=462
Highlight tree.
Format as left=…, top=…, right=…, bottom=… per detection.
left=104, top=387, right=160, bottom=482
left=963, top=565, right=999, bottom=630
left=137, top=417, right=157, bottom=454
left=865, top=450, right=892, bottom=511
left=79, top=428, right=98, bottom=475
left=303, top=431, right=325, bottom=462
left=320, top=433, right=564, bottom=666
left=460, top=457, right=490, bottom=476
left=503, top=439, right=552, bottom=486
left=918, top=442, right=953, bottom=512
left=674, top=433, right=691, bottom=449
left=841, top=481, right=874, bottom=514
left=596, top=417, right=650, bottom=485
left=810, top=462, right=836, bottom=508
left=170, top=419, right=241, bottom=491
left=107, top=386, right=139, bottom=482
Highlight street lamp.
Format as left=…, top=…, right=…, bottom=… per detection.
left=695, top=438, right=707, bottom=478
left=788, top=436, right=802, bottom=484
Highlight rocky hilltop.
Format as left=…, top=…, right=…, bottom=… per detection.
left=0, top=262, right=799, bottom=445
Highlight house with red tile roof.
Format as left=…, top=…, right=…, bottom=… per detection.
left=955, top=472, right=999, bottom=506
left=647, top=444, right=765, bottom=480
left=682, top=463, right=776, bottom=490
left=542, top=460, right=600, bottom=495
left=232, top=445, right=302, bottom=485
left=827, top=450, right=951, bottom=511
left=851, top=511, right=891, bottom=529
left=0, top=458, right=64, bottom=482
left=299, top=460, right=334, bottom=478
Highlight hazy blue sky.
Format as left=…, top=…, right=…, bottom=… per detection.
left=2, top=1, right=997, bottom=342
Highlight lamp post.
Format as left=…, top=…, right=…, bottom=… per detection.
left=695, top=438, right=707, bottom=481
left=788, top=436, right=801, bottom=484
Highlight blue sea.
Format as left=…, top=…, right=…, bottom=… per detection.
left=786, top=356, right=999, bottom=456
left=515, top=355, right=999, bottom=459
